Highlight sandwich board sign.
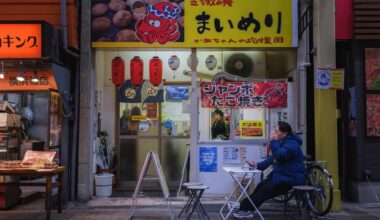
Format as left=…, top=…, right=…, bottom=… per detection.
left=128, top=151, right=173, bottom=220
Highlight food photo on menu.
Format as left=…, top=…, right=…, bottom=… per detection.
left=0, top=150, right=58, bottom=170
left=91, top=0, right=185, bottom=43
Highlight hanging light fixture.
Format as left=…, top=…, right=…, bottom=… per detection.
left=168, top=55, right=180, bottom=79
left=149, top=56, right=162, bottom=86
left=16, top=70, right=25, bottom=82
left=168, top=55, right=180, bottom=70
left=31, top=70, right=39, bottom=83
left=187, top=54, right=199, bottom=69
left=130, top=56, right=144, bottom=86
left=0, top=61, right=5, bottom=79
left=205, top=54, right=217, bottom=70
left=111, top=56, right=125, bottom=86
left=16, top=61, right=25, bottom=82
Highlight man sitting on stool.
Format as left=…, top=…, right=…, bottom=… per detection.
left=233, top=121, right=305, bottom=219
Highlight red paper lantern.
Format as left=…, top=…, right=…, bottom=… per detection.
left=111, top=56, right=125, bottom=86
left=149, top=56, right=163, bottom=86
left=130, top=56, right=144, bottom=86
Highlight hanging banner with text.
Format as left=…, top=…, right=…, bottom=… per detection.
left=315, top=68, right=345, bottom=90
left=200, top=81, right=287, bottom=108
left=91, top=0, right=297, bottom=48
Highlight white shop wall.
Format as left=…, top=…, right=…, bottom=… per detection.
left=95, top=49, right=294, bottom=88
left=198, top=144, right=263, bottom=196
left=95, top=49, right=269, bottom=140
left=94, top=49, right=298, bottom=196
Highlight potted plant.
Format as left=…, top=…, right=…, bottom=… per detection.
left=94, top=131, right=116, bottom=197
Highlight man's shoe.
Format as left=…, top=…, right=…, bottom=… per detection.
left=228, top=202, right=239, bottom=212
left=232, top=210, right=254, bottom=219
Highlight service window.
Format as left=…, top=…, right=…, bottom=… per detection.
left=198, top=107, right=268, bottom=142
left=233, top=108, right=267, bottom=140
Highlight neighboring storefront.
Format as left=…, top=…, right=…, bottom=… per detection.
left=91, top=0, right=303, bottom=195
left=0, top=20, right=76, bottom=203
left=335, top=0, right=380, bottom=203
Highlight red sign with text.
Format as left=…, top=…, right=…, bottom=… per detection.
left=201, top=81, right=287, bottom=108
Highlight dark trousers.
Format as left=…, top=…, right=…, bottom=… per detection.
left=240, top=177, right=292, bottom=211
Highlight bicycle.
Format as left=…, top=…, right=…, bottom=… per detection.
left=304, top=158, right=334, bottom=216
left=270, top=155, right=334, bottom=216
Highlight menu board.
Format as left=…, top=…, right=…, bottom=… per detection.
left=23, top=150, right=56, bottom=163
left=365, top=48, right=380, bottom=90
left=239, top=120, right=265, bottom=138
left=223, top=146, right=246, bottom=164
left=366, top=94, right=380, bottom=137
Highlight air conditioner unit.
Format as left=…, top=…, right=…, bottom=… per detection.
left=223, top=51, right=266, bottom=79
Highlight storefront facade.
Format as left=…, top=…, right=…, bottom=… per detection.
left=335, top=0, right=380, bottom=203
left=91, top=0, right=304, bottom=191
left=85, top=0, right=341, bottom=210
left=0, top=1, right=79, bottom=202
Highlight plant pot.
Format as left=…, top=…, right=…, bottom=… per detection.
left=94, top=174, right=114, bottom=197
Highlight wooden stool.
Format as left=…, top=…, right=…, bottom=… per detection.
left=178, top=182, right=203, bottom=218
left=293, top=185, right=315, bottom=220
left=186, top=185, right=209, bottom=220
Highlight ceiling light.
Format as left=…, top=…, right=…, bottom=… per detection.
left=31, top=70, right=39, bottom=83
left=16, top=70, right=25, bottom=82
left=0, top=62, right=4, bottom=79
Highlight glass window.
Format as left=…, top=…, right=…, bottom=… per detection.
left=199, top=107, right=230, bottom=141
left=234, top=108, right=267, bottom=140
left=161, top=85, right=191, bottom=137
left=119, top=103, right=159, bottom=136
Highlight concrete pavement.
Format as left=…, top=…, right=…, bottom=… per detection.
left=0, top=194, right=379, bottom=219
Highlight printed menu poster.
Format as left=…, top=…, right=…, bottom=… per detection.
left=366, top=94, right=380, bottom=137
left=223, top=146, right=247, bottom=164
left=22, top=150, right=56, bottom=162
left=199, top=147, right=217, bottom=172
left=239, top=120, right=265, bottom=138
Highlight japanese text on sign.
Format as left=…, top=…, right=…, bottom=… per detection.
left=91, top=0, right=297, bottom=48
left=199, top=147, right=217, bottom=172
left=190, top=0, right=234, bottom=7
left=195, top=11, right=282, bottom=35
left=186, top=0, right=295, bottom=47
left=239, top=120, right=265, bottom=138
left=0, top=24, right=42, bottom=58
left=200, top=81, right=287, bottom=108
left=315, top=68, right=345, bottom=90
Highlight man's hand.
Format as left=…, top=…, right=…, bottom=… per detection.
left=270, top=128, right=278, bottom=140
left=245, top=160, right=256, bottom=168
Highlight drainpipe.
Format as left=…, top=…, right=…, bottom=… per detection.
left=60, top=0, right=79, bottom=58
left=60, top=0, right=80, bottom=200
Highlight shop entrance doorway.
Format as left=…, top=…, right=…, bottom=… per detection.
left=117, top=83, right=191, bottom=191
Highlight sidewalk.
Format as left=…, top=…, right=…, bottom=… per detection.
left=0, top=194, right=379, bottom=219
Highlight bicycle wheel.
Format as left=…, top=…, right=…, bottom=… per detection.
left=305, top=164, right=334, bottom=216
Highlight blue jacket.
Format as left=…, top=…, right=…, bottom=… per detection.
left=257, top=134, right=305, bottom=186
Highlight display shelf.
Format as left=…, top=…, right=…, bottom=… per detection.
left=0, top=128, right=21, bottom=161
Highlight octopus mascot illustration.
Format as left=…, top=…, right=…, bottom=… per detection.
left=136, top=2, right=181, bottom=44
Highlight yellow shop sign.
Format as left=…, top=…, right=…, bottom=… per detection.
left=92, top=0, right=297, bottom=48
